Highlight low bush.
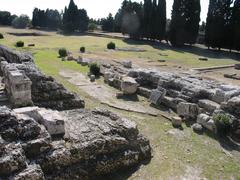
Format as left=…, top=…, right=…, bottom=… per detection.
left=213, top=113, right=231, bottom=136
left=0, top=33, right=4, bottom=39
left=80, top=46, right=85, bottom=53
left=89, top=63, right=100, bottom=76
left=58, top=48, right=67, bottom=57
left=107, top=42, right=116, bottom=50
left=16, top=41, right=24, bottom=47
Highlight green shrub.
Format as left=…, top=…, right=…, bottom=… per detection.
left=107, top=42, right=116, bottom=50
left=89, top=63, right=100, bottom=76
left=80, top=46, right=85, bottom=53
left=58, top=48, right=67, bottom=57
left=213, top=113, right=231, bottom=136
left=16, top=41, right=24, bottom=47
left=0, top=33, right=4, bottom=39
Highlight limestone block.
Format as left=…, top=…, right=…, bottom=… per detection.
left=177, top=102, right=199, bottom=119
left=149, top=88, right=166, bottom=105
left=121, top=76, right=138, bottom=94
left=36, top=108, right=65, bottom=136
left=198, top=99, right=220, bottom=114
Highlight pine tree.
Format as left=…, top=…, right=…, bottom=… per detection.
left=156, top=0, right=166, bottom=41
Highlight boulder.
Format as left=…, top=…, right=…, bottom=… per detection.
left=198, top=99, right=220, bottom=114
left=149, top=88, right=166, bottom=105
left=121, top=76, right=138, bottom=94
left=177, top=102, right=199, bottom=119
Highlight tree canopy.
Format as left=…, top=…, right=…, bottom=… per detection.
left=169, top=0, right=201, bottom=46
left=62, top=0, right=89, bottom=33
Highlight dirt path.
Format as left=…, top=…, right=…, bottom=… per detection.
left=59, top=70, right=161, bottom=116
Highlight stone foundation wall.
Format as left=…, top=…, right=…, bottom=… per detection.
left=0, top=45, right=85, bottom=110
left=102, top=63, right=240, bottom=139
left=0, top=61, right=33, bottom=107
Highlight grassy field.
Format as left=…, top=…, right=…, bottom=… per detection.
left=0, top=26, right=239, bottom=70
left=0, top=26, right=240, bottom=179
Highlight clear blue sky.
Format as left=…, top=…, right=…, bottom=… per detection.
left=1, top=0, right=209, bottom=22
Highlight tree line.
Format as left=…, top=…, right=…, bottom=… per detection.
left=32, top=0, right=89, bottom=33
left=100, top=0, right=200, bottom=45
left=206, top=0, right=240, bottom=51
left=100, top=0, right=240, bottom=51
left=1, top=0, right=240, bottom=51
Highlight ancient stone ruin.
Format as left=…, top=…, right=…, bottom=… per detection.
left=0, top=45, right=84, bottom=110
left=0, top=45, right=151, bottom=179
left=101, top=62, right=240, bottom=140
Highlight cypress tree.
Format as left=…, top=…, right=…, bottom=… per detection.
left=151, top=0, right=158, bottom=39
left=144, top=0, right=152, bottom=39
left=184, top=0, right=201, bottom=44
left=169, top=0, right=185, bottom=46
left=232, top=0, right=240, bottom=50
left=169, top=0, right=200, bottom=46
left=205, top=0, right=232, bottom=50
left=156, top=0, right=166, bottom=41
left=62, top=0, right=89, bottom=33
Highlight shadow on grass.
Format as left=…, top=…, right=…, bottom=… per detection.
left=123, top=38, right=240, bottom=61
left=117, top=94, right=140, bottom=102
left=97, top=158, right=151, bottom=180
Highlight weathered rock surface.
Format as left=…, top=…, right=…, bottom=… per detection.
left=13, top=164, right=44, bottom=180
left=0, top=107, right=151, bottom=179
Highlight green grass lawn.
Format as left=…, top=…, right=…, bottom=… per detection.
left=1, top=26, right=240, bottom=179
left=0, top=26, right=239, bottom=70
